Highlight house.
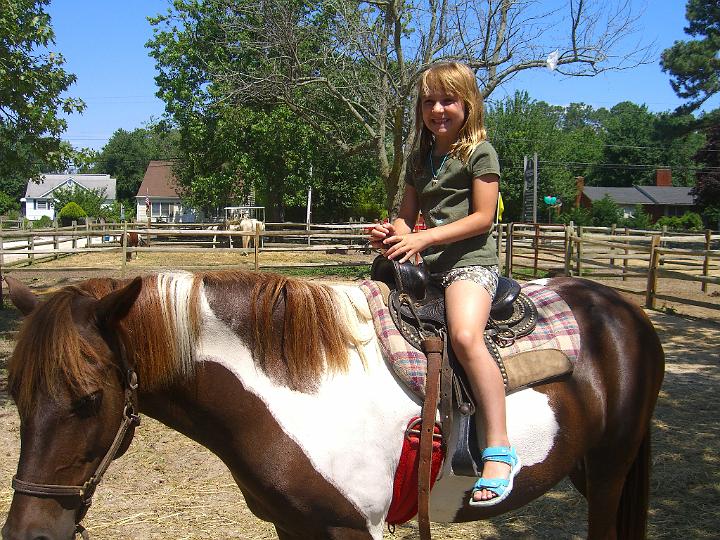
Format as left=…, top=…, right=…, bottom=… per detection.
left=22, top=174, right=116, bottom=221
left=135, top=161, right=199, bottom=222
left=576, top=169, right=697, bottom=221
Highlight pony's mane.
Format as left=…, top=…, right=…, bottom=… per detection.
left=8, top=274, right=203, bottom=414
left=201, top=271, right=362, bottom=392
left=9, top=271, right=362, bottom=412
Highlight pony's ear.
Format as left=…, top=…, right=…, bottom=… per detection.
left=4, top=276, right=39, bottom=316
left=95, top=277, right=143, bottom=328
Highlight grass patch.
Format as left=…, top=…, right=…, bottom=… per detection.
left=272, top=265, right=371, bottom=280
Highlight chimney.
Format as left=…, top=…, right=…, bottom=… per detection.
left=575, top=176, right=585, bottom=208
left=656, top=168, right=672, bottom=187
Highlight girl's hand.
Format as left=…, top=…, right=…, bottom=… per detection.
left=384, top=230, right=433, bottom=263
left=368, top=223, right=396, bottom=249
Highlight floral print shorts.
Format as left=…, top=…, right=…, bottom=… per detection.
left=437, top=265, right=499, bottom=299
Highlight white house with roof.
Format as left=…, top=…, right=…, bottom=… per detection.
left=22, top=174, right=117, bottom=221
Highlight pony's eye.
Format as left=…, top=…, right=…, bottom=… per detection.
left=71, top=391, right=103, bottom=418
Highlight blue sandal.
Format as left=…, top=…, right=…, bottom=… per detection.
left=468, top=446, right=521, bottom=507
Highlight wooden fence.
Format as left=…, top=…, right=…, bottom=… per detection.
left=0, top=220, right=717, bottom=312
left=503, top=223, right=719, bottom=310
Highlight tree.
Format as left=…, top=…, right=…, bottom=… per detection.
left=52, top=185, right=108, bottom=219
left=692, top=123, right=720, bottom=220
left=94, top=126, right=179, bottom=203
left=661, top=0, right=720, bottom=114
left=590, top=195, right=624, bottom=227
left=148, top=0, right=652, bottom=211
left=0, top=0, right=85, bottom=186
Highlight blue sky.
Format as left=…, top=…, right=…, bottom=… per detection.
left=48, top=1, right=711, bottom=151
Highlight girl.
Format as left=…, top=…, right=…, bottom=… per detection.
left=368, top=62, right=520, bottom=506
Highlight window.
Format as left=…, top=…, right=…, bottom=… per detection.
left=36, top=199, right=49, bottom=210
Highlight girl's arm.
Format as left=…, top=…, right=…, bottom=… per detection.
left=384, top=174, right=499, bottom=263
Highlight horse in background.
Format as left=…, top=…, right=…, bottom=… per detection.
left=227, top=214, right=265, bottom=250
left=1, top=271, right=664, bottom=540
left=120, top=232, right=145, bottom=261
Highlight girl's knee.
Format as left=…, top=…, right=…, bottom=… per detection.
left=450, top=327, right=483, bottom=355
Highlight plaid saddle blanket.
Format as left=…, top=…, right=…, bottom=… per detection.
left=358, top=279, right=581, bottom=397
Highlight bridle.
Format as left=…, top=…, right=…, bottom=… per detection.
left=11, top=368, right=140, bottom=540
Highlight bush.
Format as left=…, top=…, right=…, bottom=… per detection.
left=656, top=212, right=704, bottom=231
left=591, top=196, right=624, bottom=227
left=558, top=206, right=592, bottom=226
left=58, top=202, right=87, bottom=225
left=33, top=215, right=54, bottom=229
left=623, top=205, right=653, bottom=230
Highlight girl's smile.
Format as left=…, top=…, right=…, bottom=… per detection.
left=421, top=90, right=466, bottom=148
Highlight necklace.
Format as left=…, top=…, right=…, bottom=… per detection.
left=429, top=144, right=450, bottom=183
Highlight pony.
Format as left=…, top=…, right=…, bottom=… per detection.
left=120, top=232, right=145, bottom=261
left=1, top=271, right=664, bottom=540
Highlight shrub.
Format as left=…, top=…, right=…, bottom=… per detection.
left=558, top=206, right=592, bottom=226
left=34, top=215, right=54, bottom=229
left=656, top=212, right=704, bottom=231
left=591, top=196, right=624, bottom=227
left=623, top=205, right=653, bottom=230
left=58, top=202, right=87, bottom=225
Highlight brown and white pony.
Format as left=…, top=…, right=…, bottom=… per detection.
left=1, top=271, right=664, bottom=540
left=120, top=232, right=144, bottom=261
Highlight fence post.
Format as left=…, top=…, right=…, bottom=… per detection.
left=0, top=232, right=4, bottom=308
left=121, top=221, right=128, bottom=277
left=575, top=226, right=583, bottom=277
left=53, top=220, right=59, bottom=260
left=496, top=223, right=503, bottom=271
left=622, top=227, right=630, bottom=281
left=85, top=220, right=91, bottom=248
left=702, top=229, right=712, bottom=293
left=645, top=235, right=661, bottom=309
left=72, top=221, right=77, bottom=249
left=254, top=223, right=261, bottom=271
left=28, top=234, right=34, bottom=264
left=504, top=222, right=514, bottom=277
left=609, top=223, right=616, bottom=267
left=533, top=223, right=540, bottom=277
left=564, top=223, right=574, bottom=276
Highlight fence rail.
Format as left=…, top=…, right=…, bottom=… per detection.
left=0, top=221, right=717, bottom=313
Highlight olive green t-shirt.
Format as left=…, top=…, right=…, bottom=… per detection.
left=405, top=141, right=500, bottom=273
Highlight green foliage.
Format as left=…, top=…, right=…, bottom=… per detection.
left=487, top=92, right=604, bottom=222
left=58, top=202, right=86, bottom=221
left=590, top=196, right=624, bottom=227
left=33, top=215, right=53, bottom=228
left=661, top=0, right=720, bottom=113
left=0, top=191, right=19, bottom=215
left=0, top=0, right=85, bottom=184
left=656, top=211, right=704, bottom=231
left=52, top=185, right=107, bottom=219
left=693, top=123, right=720, bottom=209
left=623, top=205, right=653, bottom=230
left=558, top=206, right=592, bottom=226
left=94, top=126, right=179, bottom=202
left=702, top=205, right=720, bottom=229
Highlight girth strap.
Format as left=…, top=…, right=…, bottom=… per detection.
left=418, top=335, right=443, bottom=540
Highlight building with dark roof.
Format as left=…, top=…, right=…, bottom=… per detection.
left=576, top=169, right=697, bottom=222
left=135, top=161, right=200, bottom=222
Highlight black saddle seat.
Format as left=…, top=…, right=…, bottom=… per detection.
left=370, top=255, right=519, bottom=319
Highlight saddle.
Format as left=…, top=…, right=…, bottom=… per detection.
left=370, top=255, right=538, bottom=390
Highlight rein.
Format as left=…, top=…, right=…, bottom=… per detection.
left=11, top=369, right=140, bottom=540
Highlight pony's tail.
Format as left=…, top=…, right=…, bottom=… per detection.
left=616, top=428, right=651, bottom=539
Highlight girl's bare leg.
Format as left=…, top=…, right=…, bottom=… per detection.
left=445, top=279, right=510, bottom=502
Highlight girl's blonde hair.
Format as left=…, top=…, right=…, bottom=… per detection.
left=413, top=62, right=487, bottom=169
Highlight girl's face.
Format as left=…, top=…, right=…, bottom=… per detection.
left=421, top=88, right=466, bottom=144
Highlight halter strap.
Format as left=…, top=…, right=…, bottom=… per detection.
left=11, top=368, right=140, bottom=539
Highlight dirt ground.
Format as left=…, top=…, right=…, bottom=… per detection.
left=0, top=251, right=718, bottom=538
